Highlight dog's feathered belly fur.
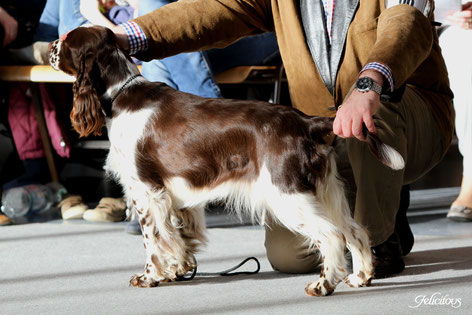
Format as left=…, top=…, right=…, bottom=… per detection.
left=50, top=26, right=405, bottom=296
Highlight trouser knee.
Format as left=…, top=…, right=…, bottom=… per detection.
left=264, top=221, right=321, bottom=274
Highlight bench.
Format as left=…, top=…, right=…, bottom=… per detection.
left=0, top=64, right=285, bottom=182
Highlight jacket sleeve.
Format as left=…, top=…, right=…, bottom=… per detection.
left=366, top=4, right=435, bottom=88
left=131, top=0, right=274, bottom=61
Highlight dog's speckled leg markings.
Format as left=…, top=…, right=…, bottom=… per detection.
left=128, top=189, right=207, bottom=288
left=343, top=222, right=374, bottom=288
left=129, top=197, right=163, bottom=288
left=303, top=228, right=348, bottom=296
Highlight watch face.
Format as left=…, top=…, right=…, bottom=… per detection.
left=356, top=77, right=372, bottom=91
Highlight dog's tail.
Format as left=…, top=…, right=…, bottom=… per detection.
left=308, top=117, right=404, bottom=171
left=362, top=125, right=405, bottom=170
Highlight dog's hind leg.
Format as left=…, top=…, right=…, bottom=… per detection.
left=265, top=193, right=349, bottom=296
left=343, top=220, right=374, bottom=288
left=299, top=217, right=349, bottom=296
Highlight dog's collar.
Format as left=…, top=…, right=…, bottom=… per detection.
left=110, top=74, right=141, bottom=104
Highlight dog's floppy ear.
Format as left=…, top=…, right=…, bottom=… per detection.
left=70, top=51, right=105, bottom=137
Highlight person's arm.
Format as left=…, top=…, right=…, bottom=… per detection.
left=0, top=6, right=18, bottom=47
left=80, top=0, right=116, bottom=29
left=447, top=1, right=472, bottom=29
left=115, top=0, right=274, bottom=61
left=334, top=4, right=435, bottom=140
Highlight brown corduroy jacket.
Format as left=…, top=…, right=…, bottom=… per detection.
left=132, top=0, right=454, bottom=145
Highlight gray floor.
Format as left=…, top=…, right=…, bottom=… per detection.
left=1, top=198, right=472, bottom=315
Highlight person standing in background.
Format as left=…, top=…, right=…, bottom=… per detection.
left=438, top=1, right=472, bottom=221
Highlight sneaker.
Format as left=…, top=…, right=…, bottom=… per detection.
left=8, top=41, right=50, bottom=65
left=447, top=205, right=472, bottom=222
left=0, top=214, right=12, bottom=226
left=59, top=195, right=88, bottom=220
left=83, top=197, right=127, bottom=222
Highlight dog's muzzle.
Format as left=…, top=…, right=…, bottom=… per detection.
left=49, top=39, right=62, bottom=71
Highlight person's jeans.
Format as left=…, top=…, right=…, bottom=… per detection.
left=139, top=0, right=279, bottom=98
left=34, top=0, right=86, bottom=42
left=139, top=0, right=222, bottom=98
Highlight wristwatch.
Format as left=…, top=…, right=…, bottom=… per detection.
left=356, top=77, right=382, bottom=95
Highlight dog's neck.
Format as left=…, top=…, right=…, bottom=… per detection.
left=99, top=48, right=143, bottom=111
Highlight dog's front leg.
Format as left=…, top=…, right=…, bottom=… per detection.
left=128, top=189, right=201, bottom=287
left=128, top=196, right=167, bottom=288
left=127, top=188, right=174, bottom=287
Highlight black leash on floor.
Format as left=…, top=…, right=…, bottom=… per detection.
left=176, top=256, right=261, bottom=282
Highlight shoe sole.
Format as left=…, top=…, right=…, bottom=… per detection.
left=62, top=207, right=86, bottom=220
left=83, top=211, right=125, bottom=222
left=373, top=261, right=405, bottom=279
left=447, top=215, right=472, bottom=222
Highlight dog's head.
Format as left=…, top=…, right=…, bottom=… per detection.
left=49, top=26, right=121, bottom=137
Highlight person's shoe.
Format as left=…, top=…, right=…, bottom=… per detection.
left=0, top=213, right=12, bottom=226
left=395, top=185, right=414, bottom=256
left=371, top=232, right=405, bottom=279
left=8, top=42, right=50, bottom=65
left=125, top=217, right=142, bottom=235
left=59, top=195, right=88, bottom=220
left=447, top=205, right=472, bottom=222
left=83, top=197, right=127, bottom=222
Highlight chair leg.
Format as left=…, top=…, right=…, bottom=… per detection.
left=270, top=64, right=285, bottom=104
left=30, top=83, right=59, bottom=183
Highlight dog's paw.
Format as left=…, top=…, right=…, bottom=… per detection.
left=344, top=272, right=372, bottom=288
left=305, top=279, right=335, bottom=297
left=160, top=260, right=196, bottom=281
left=129, top=273, right=159, bottom=288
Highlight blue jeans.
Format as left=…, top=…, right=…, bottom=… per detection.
left=139, top=0, right=279, bottom=98
left=139, top=0, right=222, bottom=98
left=34, top=0, right=86, bottom=42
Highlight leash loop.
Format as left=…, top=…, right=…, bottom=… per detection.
left=176, top=256, right=260, bottom=282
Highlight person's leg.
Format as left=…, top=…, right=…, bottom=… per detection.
left=440, top=26, right=472, bottom=218
left=57, top=0, right=87, bottom=36
left=34, top=0, right=86, bottom=42
left=138, top=0, right=221, bottom=97
left=264, top=216, right=322, bottom=273
left=141, top=58, right=177, bottom=89
left=348, top=87, right=448, bottom=276
left=264, top=135, right=353, bottom=274
left=350, top=90, right=447, bottom=243
left=263, top=88, right=446, bottom=276
left=34, top=0, right=61, bottom=42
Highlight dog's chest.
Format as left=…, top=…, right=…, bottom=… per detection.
left=105, top=109, right=154, bottom=183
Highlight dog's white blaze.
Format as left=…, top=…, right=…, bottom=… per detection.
left=50, top=39, right=62, bottom=71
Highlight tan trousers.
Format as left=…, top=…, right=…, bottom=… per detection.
left=265, top=86, right=450, bottom=273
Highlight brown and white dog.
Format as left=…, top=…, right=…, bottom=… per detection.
left=49, top=26, right=404, bottom=296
